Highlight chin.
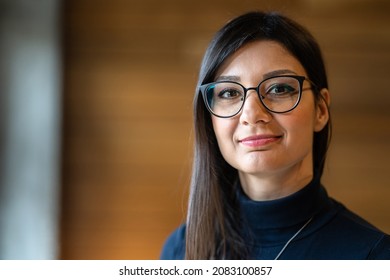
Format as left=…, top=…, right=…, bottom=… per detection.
left=238, top=164, right=280, bottom=176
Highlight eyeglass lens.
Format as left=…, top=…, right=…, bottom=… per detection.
left=204, top=76, right=301, bottom=117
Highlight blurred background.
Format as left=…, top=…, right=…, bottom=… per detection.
left=0, top=0, right=389, bottom=259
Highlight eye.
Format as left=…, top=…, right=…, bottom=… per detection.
left=217, top=88, right=243, bottom=100
left=267, top=83, right=296, bottom=95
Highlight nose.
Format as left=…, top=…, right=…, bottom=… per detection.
left=239, top=89, right=272, bottom=125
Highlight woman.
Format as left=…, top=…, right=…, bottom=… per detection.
left=160, top=11, right=390, bottom=260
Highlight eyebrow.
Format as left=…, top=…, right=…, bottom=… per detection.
left=215, top=75, right=240, bottom=82
left=215, top=69, right=299, bottom=82
left=263, top=69, right=298, bottom=79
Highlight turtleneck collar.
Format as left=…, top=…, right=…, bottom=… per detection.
left=238, top=174, right=330, bottom=245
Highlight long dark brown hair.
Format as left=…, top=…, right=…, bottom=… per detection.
left=185, top=11, right=331, bottom=259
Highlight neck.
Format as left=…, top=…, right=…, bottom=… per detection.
left=239, top=167, right=314, bottom=201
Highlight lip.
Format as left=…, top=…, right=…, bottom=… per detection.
left=238, top=134, right=282, bottom=147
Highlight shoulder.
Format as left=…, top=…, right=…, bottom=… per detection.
left=340, top=207, right=390, bottom=259
left=325, top=199, right=390, bottom=259
left=160, top=224, right=186, bottom=260
left=367, top=233, right=390, bottom=259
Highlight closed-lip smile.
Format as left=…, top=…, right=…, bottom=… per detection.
left=238, top=134, right=282, bottom=147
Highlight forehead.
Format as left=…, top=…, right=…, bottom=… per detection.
left=215, top=40, right=307, bottom=81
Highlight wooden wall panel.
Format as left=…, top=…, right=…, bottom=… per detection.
left=61, top=0, right=390, bottom=259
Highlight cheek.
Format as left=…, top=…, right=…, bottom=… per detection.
left=211, top=117, right=237, bottom=149
left=281, top=104, right=317, bottom=143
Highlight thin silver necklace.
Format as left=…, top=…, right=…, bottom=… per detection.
left=274, top=216, right=313, bottom=260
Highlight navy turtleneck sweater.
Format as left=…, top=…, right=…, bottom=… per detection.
left=160, top=177, right=390, bottom=259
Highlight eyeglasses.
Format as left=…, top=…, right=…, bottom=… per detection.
left=200, top=75, right=317, bottom=118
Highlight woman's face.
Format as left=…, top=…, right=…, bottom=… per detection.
left=211, top=40, right=329, bottom=190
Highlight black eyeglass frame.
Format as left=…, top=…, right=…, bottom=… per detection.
left=199, top=75, right=318, bottom=118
